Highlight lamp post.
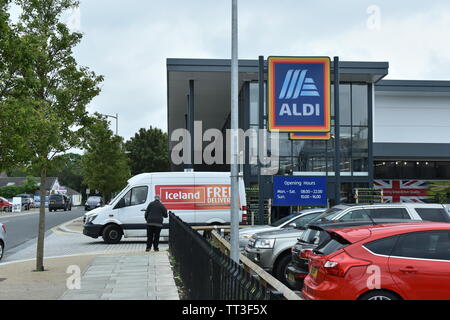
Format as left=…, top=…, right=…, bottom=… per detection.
left=103, top=113, right=119, bottom=136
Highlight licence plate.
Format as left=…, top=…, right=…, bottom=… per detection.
left=310, top=266, right=319, bottom=279
left=287, top=272, right=295, bottom=283
left=50, top=201, right=55, bottom=204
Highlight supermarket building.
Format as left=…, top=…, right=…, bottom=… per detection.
left=166, top=58, right=450, bottom=213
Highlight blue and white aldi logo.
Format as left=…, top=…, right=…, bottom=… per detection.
left=268, top=57, right=331, bottom=132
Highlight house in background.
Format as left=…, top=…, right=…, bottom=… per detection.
left=0, top=177, right=61, bottom=194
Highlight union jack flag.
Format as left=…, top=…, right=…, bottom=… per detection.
left=374, top=180, right=430, bottom=203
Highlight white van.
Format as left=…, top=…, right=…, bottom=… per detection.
left=83, top=172, right=247, bottom=244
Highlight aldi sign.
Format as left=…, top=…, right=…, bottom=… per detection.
left=290, top=131, right=331, bottom=140
left=268, top=57, right=331, bottom=132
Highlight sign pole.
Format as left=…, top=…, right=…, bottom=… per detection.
left=230, top=0, right=240, bottom=263
left=258, top=55, right=265, bottom=225
left=334, top=57, right=341, bottom=205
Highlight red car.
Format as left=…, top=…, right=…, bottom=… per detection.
left=0, top=197, right=12, bottom=212
left=302, top=222, right=450, bottom=300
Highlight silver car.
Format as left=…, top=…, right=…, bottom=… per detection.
left=0, top=223, right=6, bottom=261
left=239, top=208, right=325, bottom=249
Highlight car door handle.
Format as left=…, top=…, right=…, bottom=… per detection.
left=399, top=267, right=418, bottom=274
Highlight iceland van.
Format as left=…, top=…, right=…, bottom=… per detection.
left=83, top=172, right=247, bottom=244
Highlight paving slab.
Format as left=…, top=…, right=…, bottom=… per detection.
left=60, top=252, right=179, bottom=300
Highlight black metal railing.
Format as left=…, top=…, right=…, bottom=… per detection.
left=169, top=212, right=270, bottom=300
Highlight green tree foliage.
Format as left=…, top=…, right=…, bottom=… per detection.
left=2, top=0, right=103, bottom=271
left=125, top=127, right=169, bottom=175
left=81, top=114, right=130, bottom=202
left=0, top=0, right=32, bottom=170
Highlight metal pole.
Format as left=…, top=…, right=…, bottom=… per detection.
left=258, top=56, right=265, bottom=225
left=334, top=57, right=341, bottom=205
left=230, top=0, right=240, bottom=263
left=117, top=116, right=119, bottom=136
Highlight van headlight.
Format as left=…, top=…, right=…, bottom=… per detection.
left=86, top=214, right=98, bottom=224
left=254, top=239, right=275, bottom=249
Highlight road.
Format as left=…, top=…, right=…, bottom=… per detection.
left=0, top=207, right=85, bottom=255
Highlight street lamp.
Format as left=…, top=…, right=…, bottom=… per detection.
left=103, top=113, right=119, bottom=136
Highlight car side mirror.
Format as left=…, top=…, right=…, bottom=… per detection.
left=289, top=223, right=297, bottom=228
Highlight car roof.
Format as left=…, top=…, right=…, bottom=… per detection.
left=308, top=219, right=423, bottom=230
left=328, top=222, right=450, bottom=243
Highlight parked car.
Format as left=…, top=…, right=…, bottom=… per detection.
left=287, top=218, right=421, bottom=290
left=85, top=196, right=104, bottom=211
left=0, top=223, right=6, bottom=261
left=0, top=197, right=12, bottom=212
left=15, top=194, right=34, bottom=211
left=244, top=203, right=450, bottom=287
left=289, top=202, right=450, bottom=289
left=238, top=208, right=325, bottom=249
left=48, top=194, right=72, bottom=212
left=302, top=222, right=450, bottom=300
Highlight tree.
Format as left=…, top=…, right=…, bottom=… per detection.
left=11, top=0, right=103, bottom=271
left=125, top=127, right=169, bottom=175
left=0, top=0, right=32, bottom=171
left=81, top=114, right=130, bottom=202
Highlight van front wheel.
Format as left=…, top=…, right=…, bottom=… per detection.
left=102, top=225, right=123, bottom=244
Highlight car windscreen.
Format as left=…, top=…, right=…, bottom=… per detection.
left=49, top=195, right=63, bottom=200
left=308, top=207, right=344, bottom=224
left=87, top=196, right=101, bottom=202
left=270, top=212, right=300, bottom=227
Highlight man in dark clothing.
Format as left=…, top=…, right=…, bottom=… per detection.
left=144, top=195, right=168, bottom=252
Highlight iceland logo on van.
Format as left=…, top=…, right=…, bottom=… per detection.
left=278, top=70, right=320, bottom=99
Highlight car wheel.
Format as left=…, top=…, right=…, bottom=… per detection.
left=102, top=225, right=123, bottom=244
left=0, top=241, right=4, bottom=261
left=273, top=254, right=293, bottom=287
left=359, top=290, right=401, bottom=301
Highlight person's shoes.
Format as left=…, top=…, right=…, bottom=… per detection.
left=146, top=248, right=150, bottom=252
left=154, top=248, right=159, bottom=252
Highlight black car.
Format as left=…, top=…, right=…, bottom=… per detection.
left=48, top=194, right=72, bottom=212
left=84, top=196, right=103, bottom=211
left=286, top=218, right=423, bottom=290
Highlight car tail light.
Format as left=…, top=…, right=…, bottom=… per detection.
left=323, top=251, right=370, bottom=277
left=2, top=225, right=6, bottom=233
left=300, top=249, right=314, bottom=260
left=241, top=206, right=247, bottom=224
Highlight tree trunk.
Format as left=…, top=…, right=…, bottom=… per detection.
left=35, top=166, right=47, bottom=272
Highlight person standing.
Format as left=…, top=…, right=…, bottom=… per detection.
left=144, top=195, right=168, bottom=252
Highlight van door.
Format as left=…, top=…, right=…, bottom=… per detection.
left=115, top=185, right=151, bottom=237
left=154, top=173, right=196, bottom=227
left=194, top=174, right=232, bottom=225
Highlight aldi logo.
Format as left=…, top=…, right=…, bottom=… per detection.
left=268, top=57, right=331, bottom=133
left=279, top=69, right=320, bottom=99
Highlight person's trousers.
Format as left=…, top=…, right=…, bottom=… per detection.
left=146, top=225, right=162, bottom=250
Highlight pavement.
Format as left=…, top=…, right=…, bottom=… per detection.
left=0, top=217, right=180, bottom=300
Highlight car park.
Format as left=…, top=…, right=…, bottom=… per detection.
left=244, top=202, right=450, bottom=287
left=48, top=194, right=72, bottom=212
left=302, top=222, right=450, bottom=300
left=0, top=223, right=6, bottom=261
left=238, top=208, right=325, bottom=249
left=289, top=202, right=450, bottom=289
left=0, top=197, right=12, bottom=212
left=85, top=196, right=104, bottom=211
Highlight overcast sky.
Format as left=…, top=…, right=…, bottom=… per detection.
left=12, top=1, right=450, bottom=139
